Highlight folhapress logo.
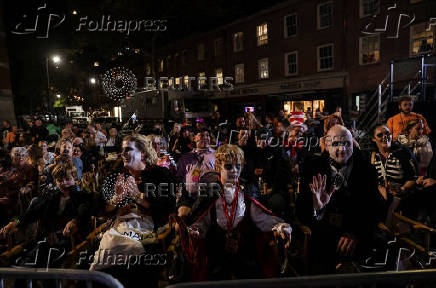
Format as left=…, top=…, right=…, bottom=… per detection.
left=11, top=3, right=65, bottom=39
left=11, top=3, right=168, bottom=39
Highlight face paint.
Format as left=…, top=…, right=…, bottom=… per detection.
left=326, top=131, right=353, bottom=165
left=219, top=161, right=243, bottom=185
left=373, top=126, right=392, bottom=151
left=122, top=141, right=143, bottom=169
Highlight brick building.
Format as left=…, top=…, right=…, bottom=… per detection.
left=152, top=0, right=435, bottom=120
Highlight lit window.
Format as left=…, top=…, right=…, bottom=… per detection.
left=360, top=0, right=379, bottom=18
left=284, top=14, right=297, bottom=38
left=198, top=44, right=205, bottom=60
left=145, top=63, right=151, bottom=75
left=175, top=77, right=180, bottom=85
left=285, top=51, right=298, bottom=76
left=258, top=58, right=269, bottom=79
left=360, top=35, right=380, bottom=65
left=318, top=2, right=333, bottom=29
left=199, top=72, right=206, bottom=86
left=410, top=23, right=434, bottom=56
left=317, top=44, right=334, bottom=71
left=215, top=38, right=224, bottom=56
left=183, top=75, right=189, bottom=86
left=233, top=32, right=243, bottom=52
left=234, top=63, right=244, bottom=83
left=256, top=23, right=268, bottom=46
left=159, top=59, right=164, bottom=72
left=216, top=68, right=223, bottom=85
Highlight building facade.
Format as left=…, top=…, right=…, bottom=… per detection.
left=152, top=0, right=436, bottom=120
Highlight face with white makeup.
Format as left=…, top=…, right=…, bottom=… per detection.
left=215, top=144, right=244, bottom=186
left=121, top=134, right=158, bottom=171
left=122, top=141, right=145, bottom=171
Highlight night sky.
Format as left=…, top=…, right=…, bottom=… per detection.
left=2, top=0, right=287, bottom=114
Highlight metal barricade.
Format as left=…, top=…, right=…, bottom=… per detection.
left=0, top=268, right=123, bottom=288
left=167, top=269, right=436, bottom=288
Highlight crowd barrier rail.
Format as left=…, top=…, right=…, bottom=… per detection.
left=168, top=269, right=436, bottom=288
left=0, top=268, right=123, bottom=288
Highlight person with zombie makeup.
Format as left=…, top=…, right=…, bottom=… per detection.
left=297, top=125, right=382, bottom=275
left=370, top=124, right=419, bottom=222
left=387, top=95, right=431, bottom=141
left=91, top=133, right=175, bottom=288
left=185, top=144, right=292, bottom=280
left=0, top=163, right=91, bottom=269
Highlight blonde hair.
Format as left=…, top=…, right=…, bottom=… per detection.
left=123, top=134, right=158, bottom=166
left=215, top=144, right=244, bottom=171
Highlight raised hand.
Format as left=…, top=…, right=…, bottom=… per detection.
left=124, top=176, right=140, bottom=200
left=309, top=173, right=335, bottom=211
left=272, top=223, right=292, bottom=248
left=337, top=234, right=356, bottom=256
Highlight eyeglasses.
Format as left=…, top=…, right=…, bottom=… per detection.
left=223, top=163, right=242, bottom=170
left=375, top=132, right=390, bottom=139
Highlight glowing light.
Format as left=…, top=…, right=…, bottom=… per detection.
left=52, top=55, right=61, bottom=63
left=101, top=66, right=137, bottom=102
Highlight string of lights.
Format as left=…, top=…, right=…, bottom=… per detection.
left=101, top=66, right=137, bottom=101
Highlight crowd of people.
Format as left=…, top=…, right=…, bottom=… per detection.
left=0, top=94, right=435, bottom=287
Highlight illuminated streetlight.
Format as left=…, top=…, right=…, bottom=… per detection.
left=93, top=61, right=99, bottom=67
left=52, top=55, right=61, bottom=64
left=72, top=10, right=78, bottom=15
left=90, top=78, right=96, bottom=84
left=56, top=94, right=61, bottom=98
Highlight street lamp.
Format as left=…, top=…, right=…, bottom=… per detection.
left=90, top=77, right=96, bottom=84
left=52, top=55, right=61, bottom=64
left=56, top=94, right=61, bottom=98
left=46, top=54, right=62, bottom=111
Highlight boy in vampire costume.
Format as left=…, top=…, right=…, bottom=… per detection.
left=184, top=144, right=292, bottom=280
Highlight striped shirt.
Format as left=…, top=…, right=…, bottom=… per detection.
left=373, top=153, right=405, bottom=186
